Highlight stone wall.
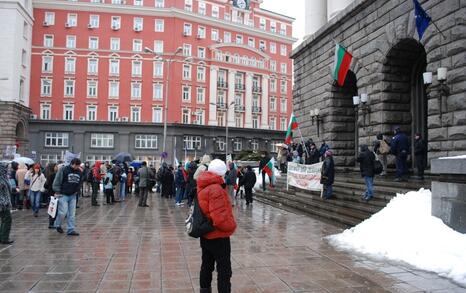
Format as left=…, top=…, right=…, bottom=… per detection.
left=292, top=0, right=466, bottom=166
left=0, top=102, right=31, bottom=158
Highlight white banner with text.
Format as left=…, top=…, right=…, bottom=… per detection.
left=287, top=162, right=323, bottom=192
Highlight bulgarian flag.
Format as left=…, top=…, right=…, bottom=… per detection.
left=262, top=157, right=276, bottom=185
left=284, top=113, right=298, bottom=144
left=332, top=43, right=353, bottom=86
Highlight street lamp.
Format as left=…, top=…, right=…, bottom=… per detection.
left=210, top=101, right=235, bottom=161
left=144, top=46, right=182, bottom=158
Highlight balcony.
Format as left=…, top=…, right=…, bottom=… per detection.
left=235, top=83, right=245, bottom=91
left=252, top=86, right=262, bottom=93
left=217, top=81, right=228, bottom=88
left=216, top=102, right=227, bottom=111
left=234, top=105, right=245, bottom=112
left=252, top=106, right=262, bottom=113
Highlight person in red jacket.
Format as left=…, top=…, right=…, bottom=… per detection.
left=197, top=159, right=237, bottom=293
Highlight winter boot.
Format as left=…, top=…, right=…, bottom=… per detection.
left=199, top=288, right=212, bottom=293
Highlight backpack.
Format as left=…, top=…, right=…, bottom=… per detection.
left=185, top=195, right=214, bottom=238
left=373, top=152, right=383, bottom=175
left=379, top=140, right=390, bottom=155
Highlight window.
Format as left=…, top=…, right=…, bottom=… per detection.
left=85, top=155, right=112, bottom=167
left=197, top=47, right=206, bottom=59
left=44, top=35, right=53, bottom=47
left=152, top=107, right=162, bottom=123
left=91, top=133, right=114, bottom=148
left=269, top=117, right=276, bottom=130
left=182, top=109, right=190, bottom=124
left=270, top=21, right=276, bottom=33
left=87, top=58, right=98, bottom=75
left=63, top=104, right=74, bottom=120
left=182, top=86, right=191, bottom=101
left=135, top=134, right=157, bottom=149
left=217, top=90, right=225, bottom=105
left=86, top=80, right=97, bottom=97
left=110, top=38, right=120, bottom=50
left=67, top=13, right=77, bottom=27
left=212, top=5, right=219, bottom=18
left=211, top=29, right=218, bottom=41
left=270, top=60, right=277, bottom=72
left=248, top=37, right=255, bottom=47
left=224, top=32, right=231, bottom=43
left=233, top=138, right=242, bottom=151
left=280, top=98, right=287, bottom=112
left=131, top=82, right=141, bottom=99
left=281, top=63, right=287, bottom=74
left=183, top=23, right=192, bottom=36
left=63, top=36, right=75, bottom=50
left=270, top=42, right=276, bottom=54
left=109, top=81, right=119, bottom=98
left=280, top=23, right=287, bottom=35
left=64, top=57, right=75, bottom=74
left=270, top=79, right=277, bottom=92
left=44, top=11, right=55, bottom=25
left=196, top=87, right=205, bottom=103
left=193, top=110, right=204, bottom=125
left=131, top=106, right=141, bottom=122
left=111, top=16, right=121, bottom=29
left=155, top=19, right=164, bottom=32
left=198, top=1, right=206, bottom=15
left=184, top=0, right=192, bottom=11
left=108, top=106, right=118, bottom=121
left=109, top=59, right=119, bottom=76
left=183, top=43, right=192, bottom=56
left=183, top=64, right=191, bottom=80
left=197, top=66, right=205, bottom=82
left=45, top=132, right=69, bottom=147
left=89, top=37, right=99, bottom=50
left=281, top=79, right=287, bottom=94
left=217, top=112, right=225, bottom=126
left=280, top=118, right=287, bottom=131
left=133, top=39, right=142, bottom=52
left=134, top=0, right=143, bottom=5
left=154, top=40, right=163, bottom=54
left=154, top=0, right=164, bottom=7
left=252, top=116, right=259, bottom=129
left=197, top=26, right=205, bottom=38
left=87, top=105, right=97, bottom=121
left=183, top=135, right=201, bottom=150
left=134, top=17, right=143, bottom=31
left=89, top=15, right=99, bottom=28
left=259, top=40, right=266, bottom=51
left=153, top=61, right=163, bottom=77
left=153, top=83, right=163, bottom=100
left=251, top=139, right=259, bottom=151
left=270, top=97, right=276, bottom=111
left=259, top=18, right=266, bottom=30
left=64, top=80, right=75, bottom=97
left=280, top=45, right=287, bottom=56
left=41, top=79, right=52, bottom=96
left=216, top=137, right=225, bottom=151
left=236, top=34, right=243, bottom=44
left=42, top=56, right=53, bottom=73
left=40, top=104, right=51, bottom=119
left=132, top=60, right=142, bottom=76
left=40, top=154, right=62, bottom=166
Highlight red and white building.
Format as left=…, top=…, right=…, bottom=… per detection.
left=15, top=0, right=296, bottom=164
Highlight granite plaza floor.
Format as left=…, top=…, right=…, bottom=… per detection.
left=0, top=192, right=465, bottom=293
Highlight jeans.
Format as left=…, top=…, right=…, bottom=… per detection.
left=54, top=195, right=77, bottom=234
left=29, top=190, right=42, bottom=213
left=10, top=191, right=18, bottom=209
left=120, top=181, right=126, bottom=200
left=175, top=186, right=185, bottom=204
left=364, top=176, right=374, bottom=199
left=0, top=210, right=12, bottom=242
left=323, top=184, right=333, bottom=199
left=200, top=237, right=232, bottom=293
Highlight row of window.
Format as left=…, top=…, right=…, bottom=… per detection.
left=43, top=1, right=289, bottom=36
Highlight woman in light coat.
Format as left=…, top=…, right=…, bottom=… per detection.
left=25, top=164, right=46, bottom=217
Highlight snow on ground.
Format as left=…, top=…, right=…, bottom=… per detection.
left=327, top=189, right=466, bottom=285
left=252, top=167, right=281, bottom=191
left=439, top=155, right=466, bottom=159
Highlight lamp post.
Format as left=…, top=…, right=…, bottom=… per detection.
left=210, top=101, right=234, bottom=161
left=144, top=46, right=182, bottom=158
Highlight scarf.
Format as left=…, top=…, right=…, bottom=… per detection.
left=0, top=164, right=12, bottom=211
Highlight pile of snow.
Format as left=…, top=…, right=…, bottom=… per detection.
left=439, top=155, right=466, bottom=159
left=327, top=189, right=466, bottom=285
left=252, top=167, right=281, bottom=191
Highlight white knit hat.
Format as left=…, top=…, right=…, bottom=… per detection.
left=208, top=159, right=227, bottom=177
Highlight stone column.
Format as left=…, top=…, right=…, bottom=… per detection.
left=245, top=72, right=253, bottom=128
left=227, top=70, right=236, bottom=127
left=208, top=66, right=218, bottom=126
left=261, top=75, right=269, bottom=129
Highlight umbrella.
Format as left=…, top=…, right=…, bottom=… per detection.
left=130, top=161, right=142, bottom=168
left=274, top=143, right=288, bottom=149
left=13, top=157, right=34, bottom=165
left=113, top=152, right=134, bottom=163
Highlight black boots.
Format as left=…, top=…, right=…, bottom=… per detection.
left=200, top=288, right=212, bottom=293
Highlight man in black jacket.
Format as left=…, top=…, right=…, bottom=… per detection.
left=414, top=133, right=427, bottom=180
left=320, top=150, right=335, bottom=199
left=357, top=145, right=375, bottom=201
left=241, top=166, right=257, bottom=205
left=390, top=127, right=410, bottom=181
left=258, top=152, right=270, bottom=191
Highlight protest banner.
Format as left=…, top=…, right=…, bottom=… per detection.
left=287, top=162, right=323, bottom=192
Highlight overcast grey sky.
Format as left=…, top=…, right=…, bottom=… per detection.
left=261, top=0, right=305, bottom=46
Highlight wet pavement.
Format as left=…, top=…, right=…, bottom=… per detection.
left=1, top=192, right=465, bottom=293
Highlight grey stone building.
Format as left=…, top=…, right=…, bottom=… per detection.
left=28, top=120, right=284, bottom=167
left=291, top=0, right=466, bottom=167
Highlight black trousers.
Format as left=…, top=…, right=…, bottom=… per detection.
left=0, top=210, right=12, bottom=242
left=245, top=187, right=253, bottom=204
left=200, top=237, right=232, bottom=293
left=92, top=182, right=99, bottom=204
left=138, top=187, right=148, bottom=206
left=261, top=171, right=266, bottom=191
left=105, top=189, right=114, bottom=204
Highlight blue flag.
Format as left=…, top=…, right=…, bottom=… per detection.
left=413, top=0, right=431, bottom=40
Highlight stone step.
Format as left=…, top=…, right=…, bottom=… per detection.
left=335, top=175, right=432, bottom=190
left=332, top=181, right=416, bottom=198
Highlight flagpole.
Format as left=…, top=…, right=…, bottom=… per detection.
left=430, top=19, right=447, bottom=40
left=296, top=125, right=309, bottom=158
